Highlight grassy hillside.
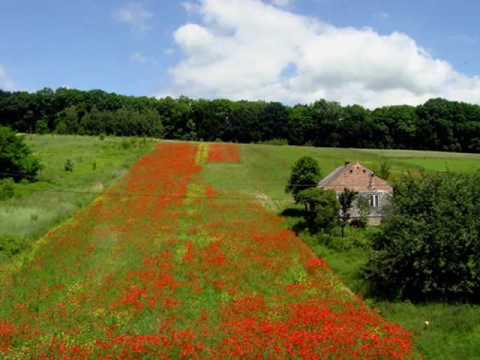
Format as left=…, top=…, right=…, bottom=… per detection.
left=0, top=135, right=154, bottom=263
left=202, top=143, right=480, bottom=211
left=0, top=142, right=416, bottom=359
left=1, top=136, right=479, bottom=358
left=202, top=143, right=480, bottom=360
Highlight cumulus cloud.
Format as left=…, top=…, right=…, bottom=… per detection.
left=114, top=2, right=153, bottom=31
left=0, top=65, right=15, bottom=91
left=166, top=0, right=480, bottom=108
left=270, top=0, right=294, bottom=7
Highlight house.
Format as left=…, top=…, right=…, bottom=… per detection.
left=318, top=162, right=393, bottom=225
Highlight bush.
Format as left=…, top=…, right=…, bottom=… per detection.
left=377, top=159, right=391, bottom=180
left=0, top=235, right=28, bottom=258
left=365, top=172, right=480, bottom=302
left=0, top=126, right=42, bottom=182
left=286, top=157, right=322, bottom=203
left=297, top=188, right=339, bottom=233
left=64, top=159, right=74, bottom=172
left=0, top=178, right=15, bottom=201
left=356, top=196, right=370, bottom=228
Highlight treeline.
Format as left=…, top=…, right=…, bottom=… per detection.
left=1, top=87, right=480, bottom=152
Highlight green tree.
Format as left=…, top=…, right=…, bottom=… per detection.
left=365, top=172, right=480, bottom=301
left=338, top=188, right=358, bottom=238
left=35, top=117, right=49, bottom=134
left=0, top=126, right=42, bottom=181
left=286, top=157, right=322, bottom=203
left=297, top=188, right=339, bottom=233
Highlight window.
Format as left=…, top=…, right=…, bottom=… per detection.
left=369, top=194, right=379, bottom=208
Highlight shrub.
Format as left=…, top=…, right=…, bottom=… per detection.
left=365, top=172, right=480, bottom=302
left=356, top=196, right=370, bottom=228
left=297, top=188, right=339, bottom=233
left=35, top=118, right=49, bottom=134
left=377, top=159, right=391, bottom=180
left=0, top=235, right=28, bottom=258
left=338, top=188, right=358, bottom=238
left=286, top=157, right=322, bottom=203
left=64, top=159, right=74, bottom=172
left=0, top=126, right=42, bottom=182
left=0, top=178, right=15, bottom=201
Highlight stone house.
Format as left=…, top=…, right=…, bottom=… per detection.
left=318, top=162, right=393, bottom=225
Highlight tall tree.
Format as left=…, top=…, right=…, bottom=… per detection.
left=0, top=126, right=42, bottom=181
left=365, top=172, right=480, bottom=302
left=286, top=157, right=322, bottom=203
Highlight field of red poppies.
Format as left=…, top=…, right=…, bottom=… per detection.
left=0, top=143, right=415, bottom=359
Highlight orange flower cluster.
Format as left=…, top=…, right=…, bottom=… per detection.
left=208, top=143, right=241, bottom=163
left=0, top=322, right=16, bottom=353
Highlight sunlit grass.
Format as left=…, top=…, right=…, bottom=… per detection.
left=0, top=135, right=155, bottom=262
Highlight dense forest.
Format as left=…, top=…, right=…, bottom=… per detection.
left=1, top=87, right=480, bottom=152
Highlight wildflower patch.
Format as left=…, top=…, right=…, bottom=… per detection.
left=0, top=142, right=415, bottom=359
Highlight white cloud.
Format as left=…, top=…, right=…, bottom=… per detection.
left=114, top=2, right=153, bottom=31
left=165, top=0, right=480, bottom=108
left=182, top=1, right=201, bottom=13
left=270, top=0, right=294, bottom=7
left=0, top=65, right=15, bottom=91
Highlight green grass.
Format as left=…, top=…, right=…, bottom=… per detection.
left=202, top=142, right=480, bottom=360
left=0, top=135, right=155, bottom=260
left=203, top=143, right=480, bottom=210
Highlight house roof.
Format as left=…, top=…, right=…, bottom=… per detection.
left=319, top=162, right=393, bottom=193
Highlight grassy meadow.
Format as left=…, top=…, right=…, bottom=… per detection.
left=1, top=136, right=480, bottom=358
left=203, top=143, right=480, bottom=360
left=0, top=135, right=155, bottom=263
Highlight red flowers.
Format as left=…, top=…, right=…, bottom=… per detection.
left=0, top=322, right=16, bottom=353
left=0, top=143, right=414, bottom=359
left=208, top=144, right=241, bottom=163
left=306, top=258, right=329, bottom=272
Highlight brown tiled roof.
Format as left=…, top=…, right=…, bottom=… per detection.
left=319, top=162, right=393, bottom=193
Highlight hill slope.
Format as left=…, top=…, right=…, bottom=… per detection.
left=0, top=142, right=414, bottom=359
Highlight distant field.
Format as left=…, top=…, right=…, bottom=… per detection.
left=203, top=143, right=480, bottom=212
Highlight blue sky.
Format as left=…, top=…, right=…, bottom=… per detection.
left=1, top=0, right=479, bottom=107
